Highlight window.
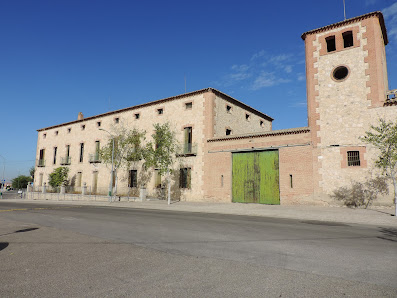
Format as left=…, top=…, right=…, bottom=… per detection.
left=347, top=151, right=360, bottom=166
left=134, top=113, right=140, bottom=119
left=343, top=31, right=354, bottom=48
left=179, top=168, right=191, bottom=189
left=226, top=129, right=232, bottom=136
left=55, top=131, right=58, bottom=136
left=184, top=127, right=192, bottom=153
left=76, top=172, right=82, bottom=187
left=128, top=170, right=138, bottom=188
left=333, top=66, right=349, bottom=81
left=245, top=113, right=250, bottom=121
left=67, top=128, right=71, bottom=133
left=157, top=108, right=163, bottom=115
left=185, top=102, right=193, bottom=109
left=38, top=149, right=45, bottom=167
left=326, top=36, right=336, bottom=52
left=260, top=120, right=264, bottom=128
left=80, top=143, right=84, bottom=163
left=53, top=147, right=57, bottom=165
left=43, top=133, right=46, bottom=139
left=114, top=117, right=119, bottom=124
left=95, top=141, right=100, bottom=155
left=154, top=170, right=162, bottom=188
left=97, top=121, right=101, bottom=127
left=290, top=174, right=293, bottom=188
left=81, top=125, right=85, bottom=130
left=226, top=105, right=232, bottom=113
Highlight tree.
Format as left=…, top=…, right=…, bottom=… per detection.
left=48, top=167, right=69, bottom=188
left=12, top=175, right=32, bottom=189
left=29, top=166, right=35, bottom=180
left=145, top=122, right=179, bottom=205
left=361, top=119, right=397, bottom=215
left=99, top=127, right=146, bottom=195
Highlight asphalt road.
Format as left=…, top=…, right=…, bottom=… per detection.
left=0, top=201, right=396, bottom=297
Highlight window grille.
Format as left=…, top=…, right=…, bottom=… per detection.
left=347, top=151, right=360, bottom=166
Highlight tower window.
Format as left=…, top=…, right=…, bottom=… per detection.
left=157, top=108, right=163, bottom=115
left=226, top=129, right=232, bottom=136
left=226, top=105, right=232, bottom=113
left=333, top=66, right=349, bottom=81
left=134, top=113, right=140, bottom=119
left=114, top=117, right=119, bottom=124
left=326, top=36, right=336, bottom=52
left=347, top=151, right=360, bottom=166
left=185, top=102, right=193, bottom=109
left=343, top=31, right=354, bottom=48
left=245, top=113, right=251, bottom=121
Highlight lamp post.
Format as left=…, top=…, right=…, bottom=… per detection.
left=0, top=154, right=5, bottom=191
left=99, top=128, right=115, bottom=200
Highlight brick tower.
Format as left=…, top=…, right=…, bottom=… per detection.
left=301, top=12, right=393, bottom=202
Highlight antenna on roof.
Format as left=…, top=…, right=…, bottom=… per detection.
left=343, top=0, right=347, bottom=20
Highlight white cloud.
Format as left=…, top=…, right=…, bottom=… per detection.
left=365, top=0, right=379, bottom=6
left=217, top=50, right=301, bottom=91
left=383, top=2, right=397, bottom=42
left=284, top=65, right=293, bottom=73
left=297, top=73, right=305, bottom=81
left=250, top=72, right=290, bottom=90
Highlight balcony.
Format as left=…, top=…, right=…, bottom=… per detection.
left=37, top=159, right=45, bottom=167
left=60, top=156, right=71, bottom=165
left=177, top=143, right=197, bottom=157
left=89, top=153, right=101, bottom=163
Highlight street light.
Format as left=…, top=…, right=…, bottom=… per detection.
left=99, top=128, right=115, bottom=200
left=0, top=154, right=5, bottom=191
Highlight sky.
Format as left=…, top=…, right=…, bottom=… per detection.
left=0, top=0, right=396, bottom=182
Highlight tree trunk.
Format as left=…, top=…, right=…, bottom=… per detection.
left=167, top=169, right=171, bottom=205
left=391, top=171, right=397, bottom=216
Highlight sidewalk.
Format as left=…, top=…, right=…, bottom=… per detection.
left=2, top=198, right=396, bottom=227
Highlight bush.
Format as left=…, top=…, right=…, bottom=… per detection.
left=331, top=177, right=389, bottom=208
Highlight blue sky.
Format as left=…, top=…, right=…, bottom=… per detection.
left=1, top=0, right=396, bottom=181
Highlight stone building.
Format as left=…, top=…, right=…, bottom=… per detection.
left=34, top=11, right=397, bottom=205
left=34, top=88, right=273, bottom=201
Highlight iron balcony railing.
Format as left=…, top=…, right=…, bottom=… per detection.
left=89, top=153, right=101, bottom=163
left=60, top=156, right=71, bottom=165
left=178, top=143, right=197, bottom=156
left=37, top=159, right=45, bottom=167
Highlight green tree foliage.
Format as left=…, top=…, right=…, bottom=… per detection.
left=360, top=119, right=397, bottom=210
left=29, top=166, right=35, bottom=180
left=11, top=175, right=32, bottom=189
left=99, top=127, right=146, bottom=194
left=48, top=167, right=69, bottom=188
left=332, top=177, right=389, bottom=208
left=145, top=123, right=178, bottom=175
left=145, top=123, right=179, bottom=204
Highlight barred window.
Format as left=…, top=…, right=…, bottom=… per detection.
left=128, top=170, right=137, bottom=188
left=347, top=151, right=360, bottom=166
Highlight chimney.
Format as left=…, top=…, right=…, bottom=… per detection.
left=78, top=112, right=84, bottom=120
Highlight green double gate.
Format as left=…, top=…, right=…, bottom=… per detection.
left=232, top=150, right=280, bottom=204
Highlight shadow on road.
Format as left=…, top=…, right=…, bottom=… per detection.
left=0, top=242, right=9, bottom=251
left=378, top=228, right=397, bottom=242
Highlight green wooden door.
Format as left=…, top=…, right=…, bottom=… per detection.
left=232, top=150, right=280, bottom=204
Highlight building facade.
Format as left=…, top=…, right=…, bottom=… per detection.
left=34, top=11, right=397, bottom=205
